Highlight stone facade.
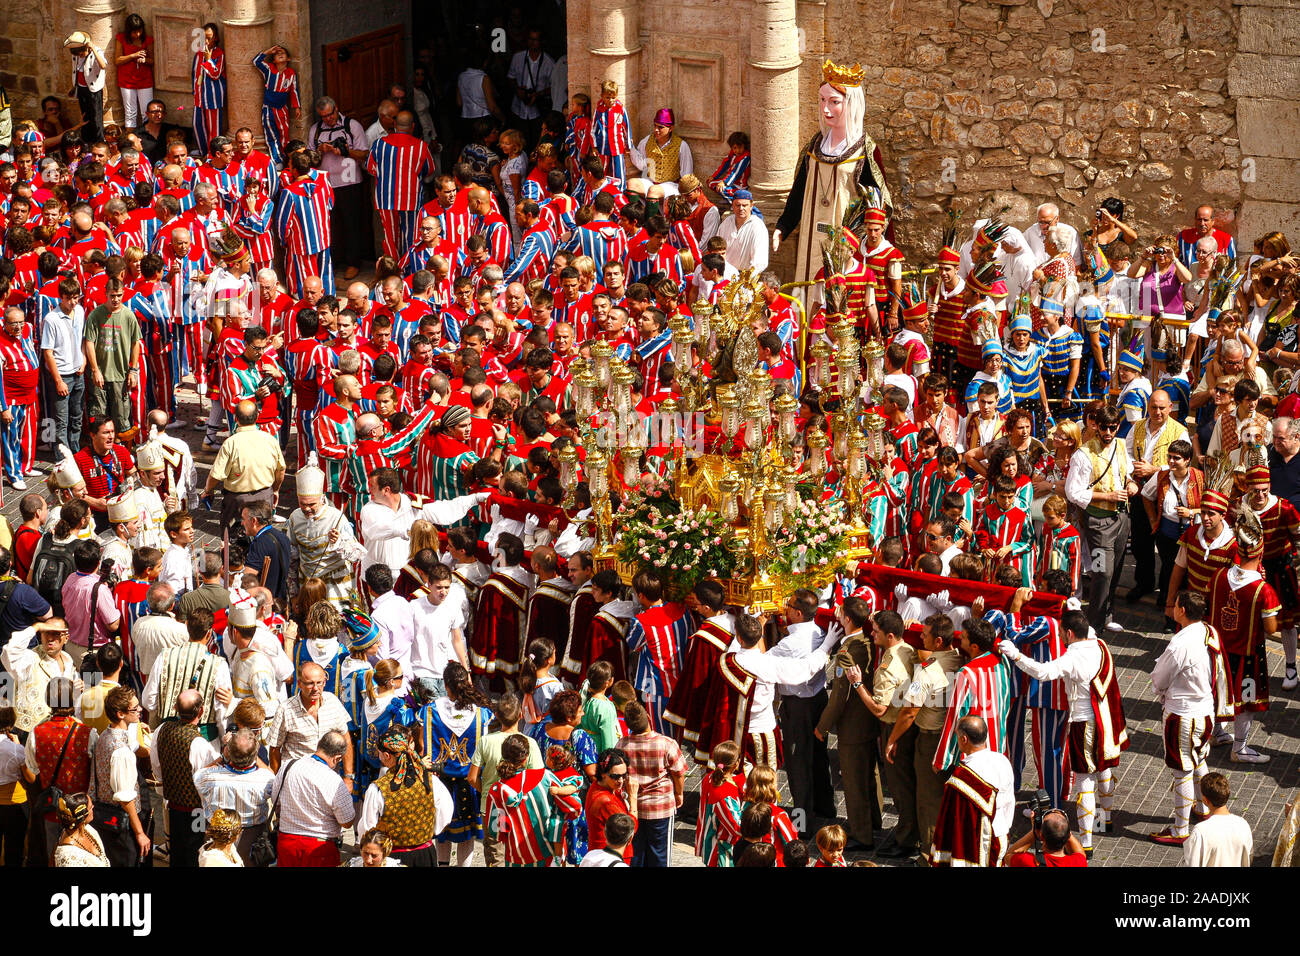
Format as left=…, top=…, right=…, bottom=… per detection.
left=569, top=0, right=1300, bottom=261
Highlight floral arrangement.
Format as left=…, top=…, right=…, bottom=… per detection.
left=766, top=494, right=852, bottom=588
left=615, top=500, right=740, bottom=599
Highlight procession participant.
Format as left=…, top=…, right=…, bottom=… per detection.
left=274, top=149, right=335, bottom=297
left=624, top=570, right=696, bottom=738
left=1242, top=465, right=1300, bottom=690
left=312, top=373, right=362, bottom=512
left=1165, top=489, right=1236, bottom=613
left=974, top=475, right=1036, bottom=588
left=590, top=80, right=631, bottom=188
left=0, top=306, right=40, bottom=489
left=252, top=45, right=300, bottom=167
left=1114, top=349, right=1151, bottom=440
left=73, top=415, right=136, bottom=530
left=934, top=618, right=1013, bottom=774
left=286, top=455, right=366, bottom=607
left=86, top=685, right=151, bottom=867
left=468, top=533, right=533, bottom=685
left=929, top=715, right=1014, bottom=867
left=356, top=722, right=452, bottom=868
left=1149, top=592, right=1231, bottom=847
left=367, top=110, right=435, bottom=261
left=630, top=107, right=693, bottom=185
left=1065, top=404, right=1137, bottom=633
left=141, top=604, right=233, bottom=738
left=524, top=546, right=577, bottom=659
left=191, top=23, right=225, bottom=157
left=930, top=231, right=967, bottom=388
left=999, top=609, right=1130, bottom=856
left=1124, top=388, right=1188, bottom=604
left=1032, top=294, right=1082, bottom=421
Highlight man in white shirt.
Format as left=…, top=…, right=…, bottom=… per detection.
left=715, top=191, right=769, bottom=273
left=360, top=466, right=486, bottom=574
left=129, top=582, right=189, bottom=683
left=363, top=564, right=414, bottom=684
left=409, top=564, right=467, bottom=688
left=270, top=729, right=356, bottom=866
left=1150, top=592, right=1227, bottom=847
left=930, top=714, right=1015, bottom=865
left=1024, top=202, right=1082, bottom=266
left=266, top=662, right=351, bottom=777
left=507, top=30, right=555, bottom=130
left=1183, top=772, right=1252, bottom=866
left=769, top=589, right=836, bottom=831
left=732, top=611, right=841, bottom=770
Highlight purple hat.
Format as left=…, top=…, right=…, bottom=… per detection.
left=654, top=107, right=675, bottom=126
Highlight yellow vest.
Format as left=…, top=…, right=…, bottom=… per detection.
left=1129, top=418, right=1188, bottom=469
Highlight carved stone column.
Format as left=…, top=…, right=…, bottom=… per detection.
left=73, top=0, right=125, bottom=127
left=222, top=0, right=275, bottom=146
left=586, top=0, right=642, bottom=115
left=747, top=0, right=801, bottom=200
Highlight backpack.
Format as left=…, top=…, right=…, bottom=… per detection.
left=31, top=533, right=76, bottom=617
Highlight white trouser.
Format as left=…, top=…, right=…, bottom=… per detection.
left=121, top=86, right=154, bottom=129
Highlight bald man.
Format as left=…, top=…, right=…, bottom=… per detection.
left=367, top=108, right=435, bottom=260
left=267, top=659, right=353, bottom=776
left=313, top=373, right=362, bottom=511
left=151, top=687, right=220, bottom=867
left=468, top=185, right=514, bottom=265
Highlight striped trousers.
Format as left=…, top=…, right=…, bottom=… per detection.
left=602, top=154, right=626, bottom=188
left=377, top=209, right=420, bottom=262
left=286, top=250, right=334, bottom=298
left=193, top=107, right=223, bottom=158
left=1007, top=694, right=1072, bottom=809
left=261, top=105, right=291, bottom=166
left=1, top=402, right=33, bottom=480
left=172, top=322, right=206, bottom=396
left=642, top=693, right=668, bottom=737
left=148, top=342, right=174, bottom=415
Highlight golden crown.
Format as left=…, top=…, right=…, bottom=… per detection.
left=822, top=59, right=865, bottom=88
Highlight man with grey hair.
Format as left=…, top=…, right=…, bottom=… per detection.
left=150, top=687, right=219, bottom=867
left=1190, top=338, right=1275, bottom=411
left=129, top=581, right=189, bottom=682
left=1270, top=416, right=1300, bottom=513
left=310, top=94, right=369, bottom=281
left=270, top=727, right=355, bottom=866
left=1024, top=201, right=1082, bottom=267
left=194, top=728, right=275, bottom=862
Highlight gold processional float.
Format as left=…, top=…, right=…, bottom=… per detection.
left=559, top=253, right=898, bottom=612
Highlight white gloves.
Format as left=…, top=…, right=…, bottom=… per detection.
left=998, top=639, right=1021, bottom=662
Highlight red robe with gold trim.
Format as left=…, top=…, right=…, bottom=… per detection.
left=1177, top=524, right=1237, bottom=598
left=558, top=583, right=598, bottom=684
left=663, top=615, right=735, bottom=762
left=1083, top=638, right=1130, bottom=771
left=930, top=762, right=1000, bottom=867
left=1207, top=566, right=1280, bottom=714
left=1257, top=496, right=1300, bottom=629
left=701, top=651, right=759, bottom=761
left=469, top=569, right=530, bottom=678
left=525, top=577, right=577, bottom=660
left=574, top=599, right=637, bottom=684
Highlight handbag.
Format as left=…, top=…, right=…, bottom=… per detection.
left=249, top=757, right=300, bottom=868
left=31, top=724, right=76, bottom=815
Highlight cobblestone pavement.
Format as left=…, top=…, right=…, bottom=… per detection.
left=14, top=382, right=1295, bottom=867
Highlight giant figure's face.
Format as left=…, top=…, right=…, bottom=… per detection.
left=820, top=84, right=848, bottom=138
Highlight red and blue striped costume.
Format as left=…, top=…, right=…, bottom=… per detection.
left=283, top=337, right=331, bottom=462
left=635, top=329, right=672, bottom=396
left=573, top=176, right=625, bottom=213
left=162, top=245, right=211, bottom=394
left=419, top=196, right=471, bottom=251
left=374, top=300, right=430, bottom=358
left=0, top=326, right=39, bottom=480
left=234, top=150, right=277, bottom=200
left=274, top=172, right=334, bottom=297
left=252, top=52, right=299, bottom=166
left=487, top=768, right=583, bottom=867
left=521, top=167, right=549, bottom=203
left=668, top=219, right=702, bottom=262
left=221, top=355, right=286, bottom=432
left=1037, top=521, right=1082, bottom=593
left=561, top=222, right=627, bottom=276
left=924, top=470, right=974, bottom=528
left=191, top=47, right=226, bottom=157
left=399, top=238, right=460, bottom=278
left=708, top=150, right=751, bottom=202
left=590, top=99, right=630, bottom=187
left=564, top=113, right=592, bottom=164
left=974, top=501, right=1036, bottom=588
left=367, top=132, right=435, bottom=260
left=313, top=400, right=357, bottom=510
left=986, top=609, right=1071, bottom=808
left=503, top=222, right=557, bottom=285
left=126, top=278, right=175, bottom=416
left=471, top=213, right=514, bottom=267
left=112, top=577, right=153, bottom=686
left=230, top=192, right=275, bottom=273
left=626, top=240, right=683, bottom=287
left=194, top=160, right=246, bottom=216
left=933, top=651, right=1013, bottom=772
left=626, top=601, right=696, bottom=736
left=540, top=194, right=577, bottom=237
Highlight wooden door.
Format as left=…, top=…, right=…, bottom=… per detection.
left=322, top=25, right=405, bottom=125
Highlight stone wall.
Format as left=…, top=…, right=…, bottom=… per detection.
left=825, top=0, right=1246, bottom=253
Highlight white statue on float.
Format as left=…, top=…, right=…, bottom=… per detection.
left=772, top=59, right=892, bottom=304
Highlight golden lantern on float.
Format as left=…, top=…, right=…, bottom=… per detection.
left=671, top=326, right=695, bottom=369
left=691, top=301, right=715, bottom=347
left=780, top=463, right=800, bottom=511
left=805, top=429, right=829, bottom=477
left=836, top=337, right=861, bottom=397
left=719, top=473, right=743, bottom=522
left=717, top=387, right=741, bottom=438
left=610, top=361, right=634, bottom=414
left=558, top=443, right=580, bottom=508
left=810, top=338, right=835, bottom=390
left=619, top=446, right=641, bottom=487
left=774, top=393, right=799, bottom=444
left=743, top=398, right=767, bottom=451
left=572, top=364, right=598, bottom=418
left=763, top=483, right=785, bottom=532
left=862, top=337, right=886, bottom=396
left=590, top=340, right=614, bottom=388
left=862, top=410, right=888, bottom=463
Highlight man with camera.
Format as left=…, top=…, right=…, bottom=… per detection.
left=309, top=96, right=369, bottom=282
left=1065, top=404, right=1138, bottom=633
left=1004, top=794, right=1088, bottom=866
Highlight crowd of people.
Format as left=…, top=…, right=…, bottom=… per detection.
left=0, top=19, right=1294, bottom=871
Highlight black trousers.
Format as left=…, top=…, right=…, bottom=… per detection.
left=1129, top=503, right=1156, bottom=592
left=330, top=184, right=369, bottom=269
left=779, top=692, right=836, bottom=830
left=168, top=807, right=205, bottom=868
left=1155, top=525, right=1183, bottom=597
left=1080, top=510, right=1131, bottom=633
left=0, top=801, right=27, bottom=867
left=76, top=85, right=103, bottom=143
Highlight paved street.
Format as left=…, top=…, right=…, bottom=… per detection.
left=14, top=383, right=1295, bottom=867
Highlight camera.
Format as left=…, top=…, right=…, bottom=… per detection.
left=330, top=136, right=350, bottom=153
left=98, top=557, right=120, bottom=589
left=1027, top=788, right=1052, bottom=831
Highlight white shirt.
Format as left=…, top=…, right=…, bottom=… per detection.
left=149, top=731, right=220, bottom=802
left=1023, top=221, right=1083, bottom=266
left=1174, top=523, right=1234, bottom=570
left=1126, top=417, right=1176, bottom=465
left=141, top=644, right=234, bottom=729
left=770, top=620, right=827, bottom=698
left=41, top=305, right=86, bottom=374
left=1003, top=635, right=1101, bottom=721
left=507, top=50, right=555, bottom=120
left=1182, top=813, right=1253, bottom=867
left=159, top=543, right=194, bottom=594
left=271, top=754, right=355, bottom=839
left=938, top=544, right=963, bottom=576
left=370, top=591, right=414, bottom=678
left=549, top=55, right=568, bottom=121
left=194, top=761, right=275, bottom=826
left=361, top=493, right=484, bottom=574
left=690, top=259, right=737, bottom=302
left=409, top=593, right=466, bottom=680
left=1141, top=467, right=1192, bottom=523
left=266, top=692, right=350, bottom=761
left=733, top=642, right=832, bottom=734
left=124, top=612, right=188, bottom=678
left=1064, top=441, right=1131, bottom=512
left=1151, top=622, right=1215, bottom=719
left=357, top=768, right=453, bottom=837
left=962, top=747, right=1016, bottom=842
left=716, top=213, right=769, bottom=273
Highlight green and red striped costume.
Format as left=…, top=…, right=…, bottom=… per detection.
left=486, top=768, right=582, bottom=866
